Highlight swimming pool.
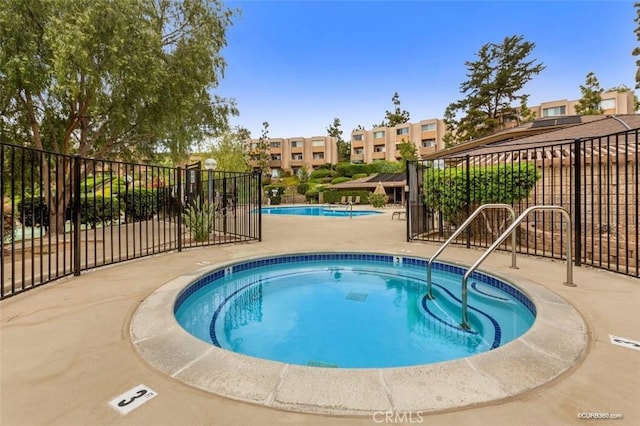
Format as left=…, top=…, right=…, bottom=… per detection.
left=261, top=205, right=381, bottom=217
left=174, top=253, right=535, bottom=368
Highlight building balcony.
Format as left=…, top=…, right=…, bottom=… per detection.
left=310, top=158, right=325, bottom=166
left=269, top=160, right=282, bottom=168
left=289, top=159, right=304, bottom=167
left=312, top=146, right=326, bottom=152
left=290, top=146, right=304, bottom=153
left=351, top=153, right=364, bottom=162
left=372, top=151, right=386, bottom=160
left=351, top=141, right=364, bottom=148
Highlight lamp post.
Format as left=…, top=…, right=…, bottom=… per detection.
left=124, top=174, right=132, bottom=223
left=204, top=158, right=217, bottom=207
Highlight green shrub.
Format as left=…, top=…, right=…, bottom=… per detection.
left=119, top=188, right=159, bottom=222
left=17, top=196, right=49, bottom=227
left=335, top=163, right=371, bottom=177
left=296, top=183, right=310, bottom=195
left=305, top=189, right=319, bottom=203
left=315, top=177, right=333, bottom=184
left=423, top=162, right=539, bottom=225
left=368, top=193, right=387, bottom=208
left=182, top=198, right=216, bottom=242
left=309, top=169, right=332, bottom=179
left=331, top=177, right=351, bottom=185
left=369, top=160, right=403, bottom=174
left=78, top=196, right=122, bottom=228
left=351, top=173, right=369, bottom=180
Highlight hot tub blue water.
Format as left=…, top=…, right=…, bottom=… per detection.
left=174, top=253, right=535, bottom=369
left=261, top=206, right=381, bottom=217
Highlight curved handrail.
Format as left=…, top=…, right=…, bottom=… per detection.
left=426, top=204, right=516, bottom=300
left=459, top=205, right=574, bottom=330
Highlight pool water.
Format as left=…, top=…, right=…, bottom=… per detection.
left=261, top=206, right=380, bottom=217
left=175, top=256, right=535, bottom=368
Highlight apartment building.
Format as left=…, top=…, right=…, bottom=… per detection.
left=351, top=91, right=636, bottom=162
left=350, top=119, right=446, bottom=163
left=247, top=136, right=337, bottom=177
left=247, top=91, right=635, bottom=172
left=501, top=90, right=636, bottom=130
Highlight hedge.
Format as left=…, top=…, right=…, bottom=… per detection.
left=309, top=169, right=332, bottom=179
left=322, top=190, right=370, bottom=204
left=423, top=162, right=539, bottom=225
left=119, top=188, right=159, bottom=222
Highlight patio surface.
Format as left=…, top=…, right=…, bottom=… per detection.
left=1, top=208, right=639, bottom=425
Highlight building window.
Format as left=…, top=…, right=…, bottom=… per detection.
left=421, top=123, right=436, bottom=132
left=422, top=138, right=436, bottom=148
left=291, top=140, right=303, bottom=148
left=312, top=140, right=324, bottom=147
left=396, top=127, right=409, bottom=135
left=374, top=145, right=385, bottom=153
left=270, top=168, right=281, bottom=178
left=373, top=131, right=385, bottom=138
left=270, top=141, right=281, bottom=148
left=250, top=155, right=259, bottom=161
left=291, top=153, right=303, bottom=160
left=353, top=134, right=364, bottom=141
left=271, top=154, right=281, bottom=161
left=542, top=106, right=566, bottom=117
left=354, top=148, right=364, bottom=154
left=600, top=98, right=616, bottom=110
left=292, top=167, right=302, bottom=177
left=313, top=152, right=324, bottom=160
left=250, top=142, right=259, bottom=149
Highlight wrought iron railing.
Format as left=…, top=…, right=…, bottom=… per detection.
left=1, top=143, right=261, bottom=299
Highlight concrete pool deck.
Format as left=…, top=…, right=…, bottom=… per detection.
left=1, top=209, right=639, bottom=425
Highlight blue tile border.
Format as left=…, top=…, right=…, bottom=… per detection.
left=174, top=252, right=537, bottom=321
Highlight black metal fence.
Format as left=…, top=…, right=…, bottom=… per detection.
left=1, top=142, right=262, bottom=299
left=407, top=128, right=639, bottom=278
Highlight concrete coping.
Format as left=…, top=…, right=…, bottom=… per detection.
left=130, top=251, right=588, bottom=416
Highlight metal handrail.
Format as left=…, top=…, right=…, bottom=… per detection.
left=459, top=205, right=575, bottom=330
left=426, top=204, right=517, bottom=300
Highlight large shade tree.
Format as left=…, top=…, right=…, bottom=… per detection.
left=0, top=0, right=238, bottom=233
left=443, top=35, right=545, bottom=147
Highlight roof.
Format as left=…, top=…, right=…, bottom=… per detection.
left=436, top=115, right=640, bottom=166
left=328, top=173, right=406, bottom=189
left=422, top=114, right=632, bottom=160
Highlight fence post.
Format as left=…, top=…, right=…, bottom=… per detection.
left=573, top=139, right=582, bottom=266
left=405, top=160, right=411, bottom=242
left=253, top=170, right=260, bottom=242
left=465, top=155, right=471, bottom=249
left=73, top=154, right=81, bottom=276
left=177, top=166, right=182, bottom=252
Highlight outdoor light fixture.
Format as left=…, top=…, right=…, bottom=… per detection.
left=204, top=158, right=217, bottom=171
left=205, top=158, right=217, bottom=207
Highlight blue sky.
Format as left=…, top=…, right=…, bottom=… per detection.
left=216, top=0, right=637, bottom=138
